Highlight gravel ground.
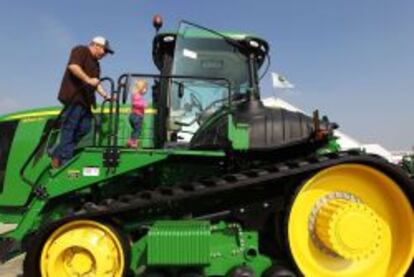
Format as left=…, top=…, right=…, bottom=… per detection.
left=0, top=255, right=23, bottom=277
left=0, top=224, right=23, bottom=277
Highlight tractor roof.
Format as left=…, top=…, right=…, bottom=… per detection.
left=155, top=30, right=262, bottom=40
left=152, top=31, right=269, bottom=71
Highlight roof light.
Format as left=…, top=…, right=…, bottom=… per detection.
left=152, top=14, right=163, bottom=32
left=163, top=36, right=175, bottom=42
left=249, top=40, right=259, bottom=48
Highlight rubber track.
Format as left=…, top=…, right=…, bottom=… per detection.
left=68, top=150, right=413, bottom=223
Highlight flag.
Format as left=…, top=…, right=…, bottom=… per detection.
left=271, top=72, right=294, bottom=89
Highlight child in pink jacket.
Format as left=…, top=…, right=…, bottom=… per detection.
left=127, top=80, right=148, bottom=148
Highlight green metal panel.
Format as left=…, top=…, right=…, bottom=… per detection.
left=317, top=137, right=341, bottom=155
left=228, top=115, right=249, bottom=150
left=43, top=148, right=224, bottom=198
left=0, top=118, right=49, bottom=206
left=131, top=220, right=272, bottom=276
left=44, top=149, right=169, bottom=197
left=92, top=106, right=131, bottom=147
left=116, top=109, right=133, bottom=146
left=147, top=221, right=211, bottom=265
left=205, top=222, right=272, bottom=276
left=4, top=199, right=46, bottom=241
left=140, top=109, right=155, bottom=149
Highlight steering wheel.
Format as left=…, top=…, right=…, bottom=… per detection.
left=195, top=97, right=228, bottom=125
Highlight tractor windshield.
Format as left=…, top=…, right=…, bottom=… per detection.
left=171, top=22, right=250, bottom=93
left=168, top=22, right=248, bottom=143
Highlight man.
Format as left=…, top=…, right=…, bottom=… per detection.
left=51, top=36, right=114, bottom=168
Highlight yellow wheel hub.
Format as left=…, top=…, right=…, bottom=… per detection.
left=66, top=248, right=94, bottom=274
left=314, top=199, right=383, bottom=260
left=40, top=220, right=125, bottom=277
left=288, top=164, right=414, bottom=277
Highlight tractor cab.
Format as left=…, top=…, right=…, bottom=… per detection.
left=125, top=21, right=270, bottom=149
left=156, top=23, right=268, bottom=148
left=140, top=21, right=321, bottom=151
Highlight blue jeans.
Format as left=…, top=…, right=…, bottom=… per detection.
left=52, top=104, right=92, bottom=165
left=129, top=113, right=143, bottom=140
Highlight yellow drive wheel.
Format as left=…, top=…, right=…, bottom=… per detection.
left=288, top=164, right=414, bottom=277
left=39, top=220, right=126, bottom=277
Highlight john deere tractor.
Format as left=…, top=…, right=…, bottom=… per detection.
left=0, top=18, right=412, bottom=277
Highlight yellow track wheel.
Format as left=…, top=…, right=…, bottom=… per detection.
left=40, top=220, right=126, bottom=277
left=288, top=164, right=414, bottom=277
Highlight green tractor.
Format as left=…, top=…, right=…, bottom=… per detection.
left=0, top=19, right=413, bottom=277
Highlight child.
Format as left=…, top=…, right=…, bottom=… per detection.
left=127, top=79, right=148, bottom=148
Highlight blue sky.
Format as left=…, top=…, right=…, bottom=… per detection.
left=0, top=0, right=413, bottom=150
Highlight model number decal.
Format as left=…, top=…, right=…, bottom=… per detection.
left=83, top=167, right=100, bottom=177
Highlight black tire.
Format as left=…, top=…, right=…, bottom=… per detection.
left=178, top=267, right=204, bottom=277
left=226, top=266, right=255, bottom=277
left=262, top=265, right=297, bottom=277
left=143, top=268, right=170, bottom=277
left=23, top=224, right=56, bottom=277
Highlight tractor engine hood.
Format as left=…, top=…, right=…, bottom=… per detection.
left=190, top=99, right=334, bottom=151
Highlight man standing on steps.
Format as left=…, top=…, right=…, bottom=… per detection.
left=51, top=36, right=115, bottom=168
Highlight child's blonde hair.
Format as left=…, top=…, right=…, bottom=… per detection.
left=134, top=79, right=148, bottom=94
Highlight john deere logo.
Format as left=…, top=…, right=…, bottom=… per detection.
left=67, top=170, right=80, bottom=179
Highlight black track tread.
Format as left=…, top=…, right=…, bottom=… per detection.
left=65, top=151, right=413, bottom=223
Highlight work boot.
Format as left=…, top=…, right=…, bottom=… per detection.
left=51, top=157, right=61, bottom=169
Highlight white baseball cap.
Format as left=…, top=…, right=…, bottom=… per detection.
left=92, top=36, right=114, bottom=54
